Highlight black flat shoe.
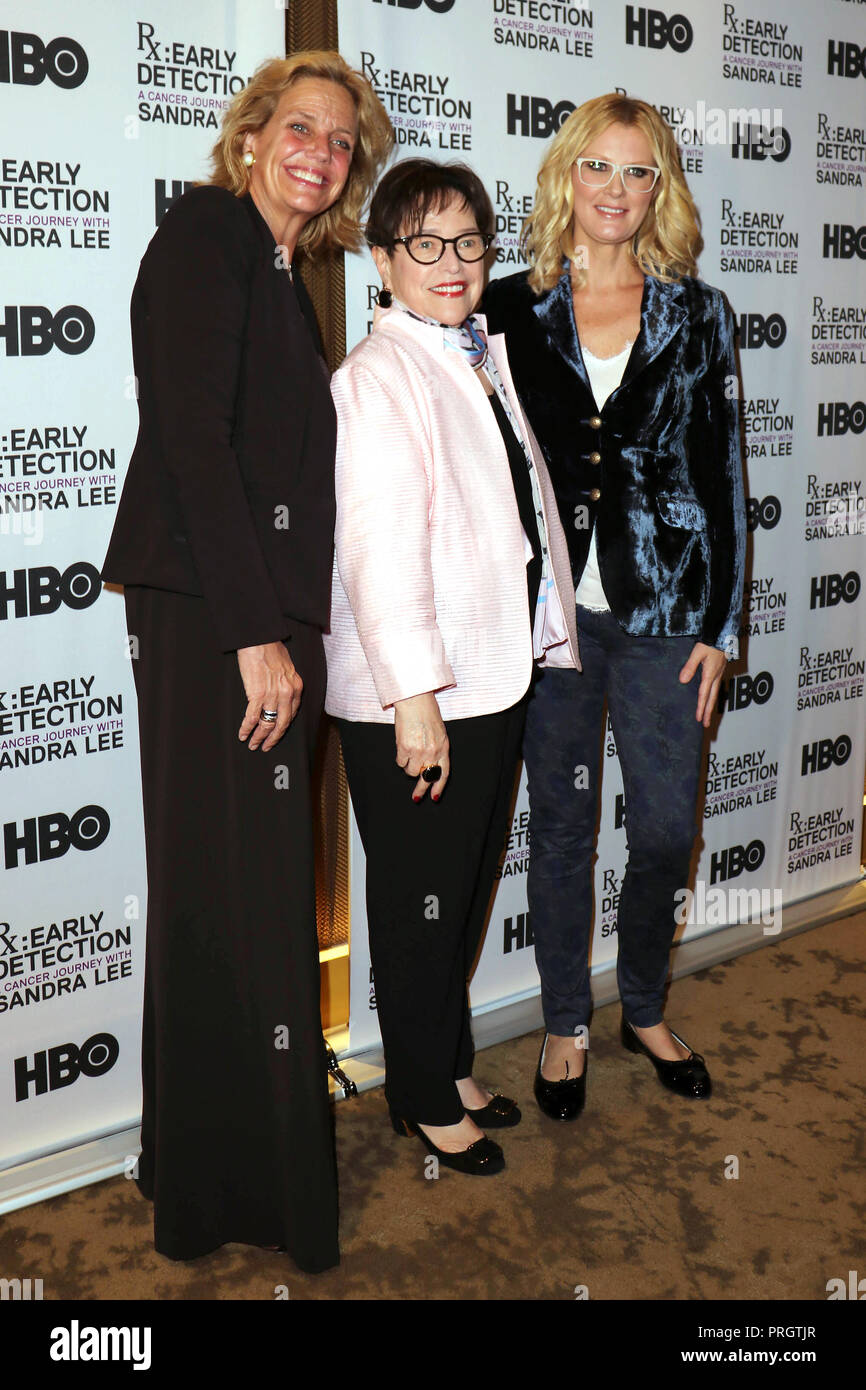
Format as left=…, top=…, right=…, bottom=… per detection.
left=533, top=1034, right=587, bottom=1122
left=389, top=1108, right=505, bottom=1175
left=621, top=1015, right=712, bottom=1098
left=465, top=1092, right=521, bottom=1128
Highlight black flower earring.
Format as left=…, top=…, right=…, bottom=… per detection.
left=376, top=287, right=393, bottom=307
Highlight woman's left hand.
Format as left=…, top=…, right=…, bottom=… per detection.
left=678, top=643, right=728, bottom=727
left=236, top=641, right=303, bottom=751
left=393, top=692, right=450, bottom=800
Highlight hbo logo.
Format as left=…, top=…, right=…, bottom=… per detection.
left=827, top=40, right=866, bottom=79
left=710, top=839, right=765, bottom=885
left=801, top=734, right=852, bottom=776
left=506, top=94, right=574, bottom=138
left=723, top=671, right=774, bottom=712
left=3, top=805, right=110, bottom=869
left=14, top=1033, right=119, bottom=1102
left=0, top=31, right=88, bottom=87
left=817, top=401, right=865, bottom=436
left=625, top=6, right=693, bottom=50
left=0, top=562, right=101, bottom=620
left=810, top=572, right=860, bottom=609
left=731, top=124, right=791, bottom=162
left=0, top=305, right=94, bottom=356
left=746, top=496, right=781, bottom=531
left=823, top=225, right=866, bottom=259
left=736, top=313, right=786, bottom=349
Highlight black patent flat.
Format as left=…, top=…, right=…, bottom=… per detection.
left=533, top=1034, right=587, bottom=1122
left=621, top=1015, right=712, bottom=1098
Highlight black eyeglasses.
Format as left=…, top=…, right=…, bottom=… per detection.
left=392, top=232, right=494, bottom=264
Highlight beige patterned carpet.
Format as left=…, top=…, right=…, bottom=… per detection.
left=3, top=910, right=864, bottom=1301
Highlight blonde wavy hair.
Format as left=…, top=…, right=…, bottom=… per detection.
left=521, top=94, right=702, bottom=294
left=208, top=51, right=393, bottom=256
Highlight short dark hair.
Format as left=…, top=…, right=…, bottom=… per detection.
left=365, top=158, right=494, bottom=249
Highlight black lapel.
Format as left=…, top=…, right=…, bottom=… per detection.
left=241, top=192, right=326, bottom=361
left=241, top=190, right=278, bottom=258
left=618, top=274, right=688, bottom=389
left=531, top=264, right=591, bottom=395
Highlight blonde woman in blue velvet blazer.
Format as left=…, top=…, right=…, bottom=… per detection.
left=483, top=94, right=746, bottom=1120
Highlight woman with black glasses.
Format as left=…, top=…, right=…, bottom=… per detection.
left=324, top=159, right=578, bottom=1174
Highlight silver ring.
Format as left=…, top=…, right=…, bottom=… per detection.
left=260, top=709, right=278, bottom=723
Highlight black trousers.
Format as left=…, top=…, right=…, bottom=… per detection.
left=337, top=697, right=527, bottom=1125
left=125, top=586, right=339, bottom=1270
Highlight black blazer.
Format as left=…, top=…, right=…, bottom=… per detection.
left=483, top=266, right=746, bottom=656
left=102, top=185, right=336, bottom=652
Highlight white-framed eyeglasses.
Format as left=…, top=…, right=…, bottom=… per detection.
left=574, top=158, right=661, bottom=193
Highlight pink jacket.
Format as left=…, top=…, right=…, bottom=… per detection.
left=323, top=307, right=579, bottom=723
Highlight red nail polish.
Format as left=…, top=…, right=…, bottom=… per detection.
left=432, top=793, right=439, bottom=802
left=412, top=795, right=420, bottom=803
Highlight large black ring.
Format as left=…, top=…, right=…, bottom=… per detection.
left=421, top=764, right=441, bottom=784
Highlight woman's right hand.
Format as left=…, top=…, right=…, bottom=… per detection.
left=393, top=693, right=450, bottom=800
left=237, top=641, right=303, bottom=751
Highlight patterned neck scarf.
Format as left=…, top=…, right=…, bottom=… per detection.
left=389, top=297, right=488, bottom=367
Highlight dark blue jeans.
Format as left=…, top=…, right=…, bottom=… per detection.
left=523, top=606, right=705, bottom=1032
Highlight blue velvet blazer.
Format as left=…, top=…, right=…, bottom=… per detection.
left=482, top=265, right=746, bottom=656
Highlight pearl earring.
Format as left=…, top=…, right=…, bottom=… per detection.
left=243, top=150, right=255, bottom=168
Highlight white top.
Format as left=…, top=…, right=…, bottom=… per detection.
left=575, top=340, right=632, bottom=612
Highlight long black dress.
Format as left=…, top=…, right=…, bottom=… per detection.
left=103, top=187, right=339, bottom=1268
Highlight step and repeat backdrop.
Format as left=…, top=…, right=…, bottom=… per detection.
left=338, top=0, right=866, bottom=1052
left=0, top=1, right=285, bottom=1180
left=1, top=0, right=864, bottom=1179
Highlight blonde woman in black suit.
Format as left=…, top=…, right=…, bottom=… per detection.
left=103, top=53, right=391, bottom=1270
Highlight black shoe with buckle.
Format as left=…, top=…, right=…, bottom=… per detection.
left=389, top=1108, right=505, bottom=1175
left=465, top=1092, right=521, bottom=1128
left=621, top=1015, right=712, bottom=1098
left=533, top=1034, right=587, bottom=1122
